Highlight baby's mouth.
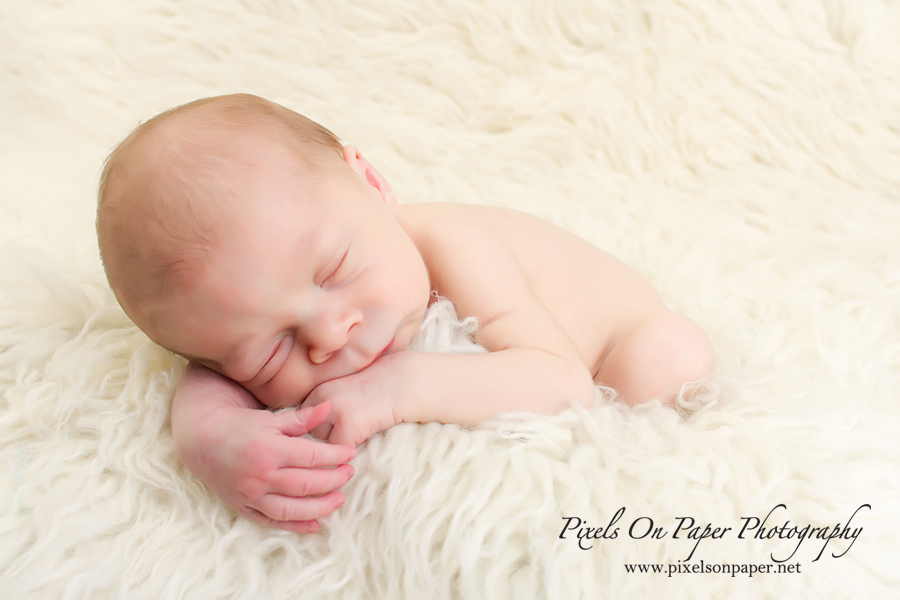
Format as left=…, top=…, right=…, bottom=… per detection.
left=356, top=335, right=396, bottom=371
left=379, top=336, right=395, bottom=357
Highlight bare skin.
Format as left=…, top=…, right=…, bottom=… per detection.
left=152, top=146, right=714, bottom=533
left=101, top=97, right=714, bottom=533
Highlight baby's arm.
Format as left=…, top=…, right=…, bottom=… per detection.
left=304, top=218, right=596, bottom=444
left=171, top=362, right=357, bottom=532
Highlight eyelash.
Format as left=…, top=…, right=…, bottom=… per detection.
left=255, top=335, right=292, bottom=382
left=322, top=249, right=350, bottom=286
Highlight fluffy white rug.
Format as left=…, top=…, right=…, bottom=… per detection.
left=2, top=0, right=899, bottom=598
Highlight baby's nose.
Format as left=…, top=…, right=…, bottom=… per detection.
left=308, top=308, right=363, bottom=364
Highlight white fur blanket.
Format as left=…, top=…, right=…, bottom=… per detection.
left=2, top=1, right=899, bottom=598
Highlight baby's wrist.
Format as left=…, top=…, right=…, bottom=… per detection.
left=382, top=351, right=421, bottom=425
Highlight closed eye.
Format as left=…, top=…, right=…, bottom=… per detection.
left=322, top=245, right=352, bottom=287
left=250, top=335, right=294, bottom=386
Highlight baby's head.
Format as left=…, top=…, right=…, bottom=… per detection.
left=97, top=94, right=344, bottom=321
left=97, top=94, right=430, bottom=407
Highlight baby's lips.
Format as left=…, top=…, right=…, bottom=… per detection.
left=380, top=336, right=396, bottom=356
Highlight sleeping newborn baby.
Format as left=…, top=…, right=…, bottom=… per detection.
left=96, top=93, right=715, bottom=532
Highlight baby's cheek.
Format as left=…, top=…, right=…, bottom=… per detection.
left=270, top=366, right=318, bottom=409
left=247, top=385, right=286, bottom=410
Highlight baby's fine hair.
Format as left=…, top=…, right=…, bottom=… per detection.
left=96, top=93, right=343, bottom=320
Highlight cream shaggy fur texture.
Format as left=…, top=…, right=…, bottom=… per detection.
left=2, top=1, right=899, bottom=598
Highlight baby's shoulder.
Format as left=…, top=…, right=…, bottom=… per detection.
left=398, top=202, right=493, bottom=246
left=398, top=203, right=533, bottom=301
left=398, top=202, right=536, bottom=248
left=398, top=202, right=519, bottom=274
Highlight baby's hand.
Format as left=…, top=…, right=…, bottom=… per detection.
left=177, top=399, right=356, bottom=533
left=302, top=356, right=403, bottom=446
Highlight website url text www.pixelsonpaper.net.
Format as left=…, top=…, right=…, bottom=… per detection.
left=624, top=560, right=802, bottom=578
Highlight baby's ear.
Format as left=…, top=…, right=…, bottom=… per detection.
left=341, top=146, right=397, bottom=208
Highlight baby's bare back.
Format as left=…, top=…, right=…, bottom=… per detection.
left=398, top=203, right=666, bottom=378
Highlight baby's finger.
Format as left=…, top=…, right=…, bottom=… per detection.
left=272, top=403, right=332, bottom=437
left=274, top=519, right=322, bottom=534
left=275, top=435, right=356, bottom=468
left=244, top=509, right=322, bottom=534
left=254, top=490, right=346, bottom=525
left=310, top=421, right=333, bottom=441
left=269, top=463, right=355, bottom=498
left=327, top=425, right=359, bottom=447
